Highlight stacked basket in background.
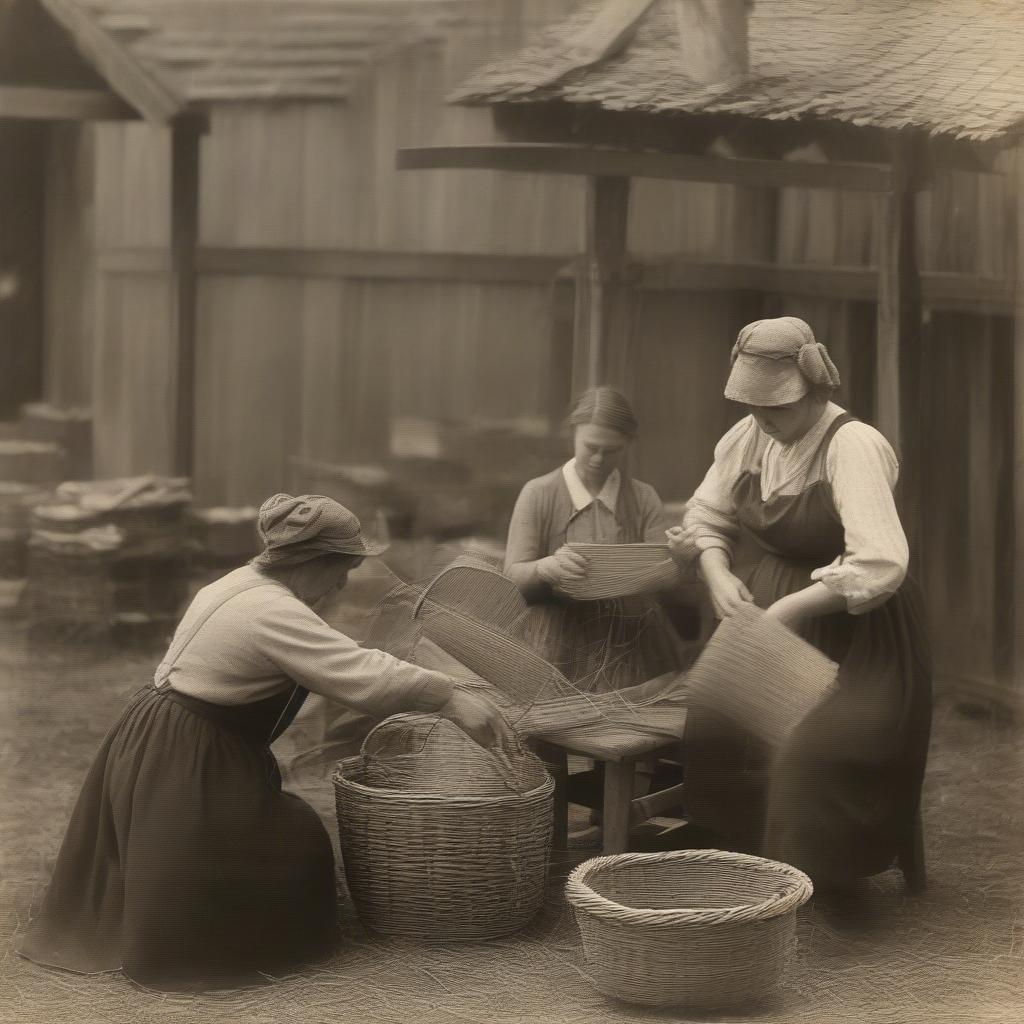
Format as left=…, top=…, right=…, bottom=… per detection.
left=0, top=440, right=70, bottom=626
left=25, top=476, right=193, bottom=647
left=334, top=713, right=553, bottom=941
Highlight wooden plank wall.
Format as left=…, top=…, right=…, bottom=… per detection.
left=0, top=122, right=45, bottom=419
left=90, top=121, right=174, bottom=478
left=43, top=122, right=95, bottom=409
left=58, top=1, right=1018, bottom=704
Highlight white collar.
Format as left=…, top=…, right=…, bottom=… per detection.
left=562, top=460, right=621, bottom=513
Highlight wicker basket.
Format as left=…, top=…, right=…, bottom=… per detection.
left=333, top=735, right=553, bottom=941
left=566, top=849, right=813, bottom=1008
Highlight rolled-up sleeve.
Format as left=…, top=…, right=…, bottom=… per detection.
left=811, top=423, right=908, bottom=614
left=682, top=417, right=752, bottom=563
left=253, top=597, right=454, bottom=715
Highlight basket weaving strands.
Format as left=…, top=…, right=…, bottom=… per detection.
left=361, top=580, right=425, bottom=660
left=414, top=559, right=530, bottom=635
left=513, top=671, right=688, bottom=740
left=417, top=599, right=576, bottom=706
left=360, top=714, right=548, bottom=796
left=687, top=602, right=839, bottom=747
left=565, top=849, right=813, bottom=1008
left=560, top=542, right=679, bottom=600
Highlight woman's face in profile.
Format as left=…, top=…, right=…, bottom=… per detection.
left=748, top=394, right=825, bottom=444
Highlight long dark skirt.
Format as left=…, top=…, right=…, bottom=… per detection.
left=17, top=685, right=339, bottom=990
left=684, top=555, right=933, bottom=888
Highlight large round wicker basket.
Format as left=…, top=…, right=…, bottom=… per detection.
left=333, top=725, right=554, bottom=941
left=565, top=849, right=813, bottom=1008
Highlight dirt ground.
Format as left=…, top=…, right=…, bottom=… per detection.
left=1, top=623, right=1022, bottom=1024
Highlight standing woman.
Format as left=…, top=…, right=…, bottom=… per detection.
left=504, top=386, right=684, bottom=693
left=19, top=494, right=512, bottom=990
left=671, top=317, right=932, bottom=889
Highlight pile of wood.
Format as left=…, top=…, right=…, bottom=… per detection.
left=26, top=476, right=193, bottom=648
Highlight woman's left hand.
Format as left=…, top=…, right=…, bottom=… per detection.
left=665, top=525, right=700, bottom=562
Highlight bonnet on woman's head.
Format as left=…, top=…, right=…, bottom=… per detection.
left=252, top=493, right=386, bottom=568
left=569, top=385, right=639, bottom=439
left=724, top=317, right=840, bottom=406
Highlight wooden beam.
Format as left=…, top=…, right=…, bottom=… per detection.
left=0, top=85, right=138, bottom=121
left=397, top=144, right=895, bottom=192
left=875, top=137, right=924, bottom=555
left=38, top=0, right=182, bottom=123
left=574, top=176, right=632, bottom=393
left=97, top=248, right=172, bottom=274
left=170, top=125, right=201, bottom=480
left=1014, top=142, right=1024, bottom=702
left=196, top=247, right=569, bottom=284
left=92, top=245, right=1015, bottom=315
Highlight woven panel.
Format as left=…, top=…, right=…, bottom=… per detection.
left=454, top=0, right=1024, bottom=143
left=418, top=600, right=575, bottom=705
left=566, top=849, right=812, bottom=1008
left=687, top=603, right=838, bottom=747
left=560, top=542, right=678, bottom=601
left=334, top=756, right=552, bottom=941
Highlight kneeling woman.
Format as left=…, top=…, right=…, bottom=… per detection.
left=674, top=318, right=932, bottom=889
left=18, top=494, right=511, bottom=990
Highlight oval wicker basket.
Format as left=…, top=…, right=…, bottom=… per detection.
left=565, top=849, right=813, bottom=1008
left=333, top=753, right=554, bottom=941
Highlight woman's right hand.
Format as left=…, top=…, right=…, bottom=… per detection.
left=703, top=565, right=754, bottom=618
left=535, top=546, right=588, bottom=591
left=439, top=688, right=518, bottom=752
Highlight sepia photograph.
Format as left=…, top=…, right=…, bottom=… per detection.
left=0, top=1, right=1021, bottom=1022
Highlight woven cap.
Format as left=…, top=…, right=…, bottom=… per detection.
left=252, top=493, right=386, bottom=567
left=724, top=317, right=840, bottom=406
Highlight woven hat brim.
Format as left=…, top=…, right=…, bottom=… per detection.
left=724, top=354, right=809, bottom=406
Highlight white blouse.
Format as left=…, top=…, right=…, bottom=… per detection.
left=158, top=565, right=455, bottom=711
left=684, top=403, right=908, bottom=614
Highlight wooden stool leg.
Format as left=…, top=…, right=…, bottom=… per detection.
left=602, top=761, right=634, bottom=855
left=535, top=742, right=568, bottom=860
left=897, top=811, right=926, bottom=895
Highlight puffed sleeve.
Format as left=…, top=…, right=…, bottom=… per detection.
left=682, top=416, right=756, bottom=563
left=633, top=480, right=672, bottom=542
left=810, top=422, right=908, bottom=613
left=252, top=595, right=454, bottom=715
left=504, top=478, right=546, bottom=568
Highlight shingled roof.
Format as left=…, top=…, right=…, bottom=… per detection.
left=42, top=0, right=470, bottom=108
left=452, top=0, right=1024, bottom=143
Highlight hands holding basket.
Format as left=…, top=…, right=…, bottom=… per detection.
left=535, top=544, right=588, bottom=592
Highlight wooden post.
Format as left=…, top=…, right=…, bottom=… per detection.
left=573, top=175, right=632, bottom=394
left=875, top=136, right=923, bottom=555
left=170, top=124, right=201, bottom=480
left=1014, top=142, right=1024, bottom=698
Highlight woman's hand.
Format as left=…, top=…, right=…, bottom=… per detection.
left=699, top=549, right=753, bottom=618
left=763, top=596, right=804, bottom=632
left=439, top=688, right=518, bottom=752
left=665, top=524, right=700, bottom=563
left=535, top=545, right=588, bottom=591
left=705, top=572, right=754, bottom=619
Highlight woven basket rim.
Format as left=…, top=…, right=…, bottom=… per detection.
left=332, top=755, right=554, bottom=805
left=565, top=849, right=813, bottom=926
